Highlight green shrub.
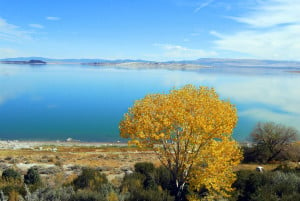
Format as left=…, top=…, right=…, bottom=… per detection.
left=155, top=166, right=174, bottom=191
left=30, top=186, right=75, bottom=201
left=70, top=190, right=106, bottom=201
left=232, top=170, right=300, bottom=201
left=134, top=162, right=155, bottom=175
left=1, top=186, right=24, bottom=197
left=24, top=167, right=41, bottom=185
left=133, top=162, right=158, bottom=190
left=96, top=183, right=117, bottom=200
left=249, top=171, right=300, bottom=201
left=242, top=146, right=260, bottom=163
left=121, top=163, right=175, bottom=201
left=127, top=189, right=174, bottom=201
left=121, top=172, right=145, bottom=193
left=2, top=169, right=22, bottom=182
left=0, top=169, right=25, bottom=198
left=274, top=163, right=296, bottom=173
left=72, top=168, right=108, bottom=191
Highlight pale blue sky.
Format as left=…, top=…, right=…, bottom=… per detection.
left=0, top=0, right=299, bottom=61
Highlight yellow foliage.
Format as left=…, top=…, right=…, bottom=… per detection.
left=107, top=191, right=119, bottom=201
left=8, top=190, right=19, bottom=201
left=120, top=85, right=242, bottom=200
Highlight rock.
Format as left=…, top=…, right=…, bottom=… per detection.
left=125, top=170, right=133, bottom=175
left=256, top=166, right=264, bottom=172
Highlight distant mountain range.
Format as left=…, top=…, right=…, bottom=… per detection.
left=1, top=57, right=300, bottom=68
left=0, top=57, right=148, bottom=64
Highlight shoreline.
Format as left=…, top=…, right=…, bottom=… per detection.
left=0, top=140, right=128, bottom=150
left=0, top=139, right=253, bottom=150
left=0, top=61, right=210, bottom=70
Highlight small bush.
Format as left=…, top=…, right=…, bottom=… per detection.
left=134, top=162, right=159, bottom=190
left=70, top=190, right=106, bottom=201
left=107, top=191, right=119, bottom=201
left=274, top=163, right=296, bottom=173
left=24, top=167, right=41, bottom=185
left=127, top=189, right=174, bottom=201
left=2, top=169, right=22, bottom=182
left=134, top=162, right=155, bottom=175
left=232, top=170, right=300, bottom=201
left=155, top=166, right=174, bottom=191
left=121, top=163, right=174, bottom=201
left=72, top=168, right=108, bottom=191
left=30, top=186, right=75, bottom=201
left=121, top=173, right=145, bottom=193
left=242, top=146, right=260, bottom=163
left=1, top=185, right=25, bottom=198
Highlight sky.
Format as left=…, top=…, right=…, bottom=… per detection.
left=0, top=0, right=299, bottom=61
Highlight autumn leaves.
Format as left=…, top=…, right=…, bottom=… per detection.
left=119, top=85, right=242, bottom=200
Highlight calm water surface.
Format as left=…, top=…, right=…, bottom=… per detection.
left=0, top=64, right=299, bottom=142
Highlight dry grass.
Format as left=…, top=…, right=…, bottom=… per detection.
left=0, top=146, right=160, bottom=170
left=235, top=163, right=279, bottom=171
left=1, top=145, right=294, bottom=175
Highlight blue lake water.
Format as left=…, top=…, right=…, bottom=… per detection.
left=0, top=64, right=299, bottom=142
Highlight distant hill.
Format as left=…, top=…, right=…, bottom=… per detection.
left=171, top=58, right=300, bottom=68
left=0, top=57, right=149, bottom=64
left=1, top=57, right=300, bottom=68
left=0, top=57, right=50, bottom=62
left=1, top=59, right=46, bottom=64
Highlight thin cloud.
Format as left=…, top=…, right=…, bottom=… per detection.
left=0, top=17, right=31, bottom=42
left=46, top=16, right=60, bottom=21
left=230, top=0, right=300, bottom=28
left=154, top=43, right=217, bottom=60
left=29, top=24, right=44, bottom=29
left=212, top=0, right=300, bottom=60
left=194, top=0, right=215, bottom=13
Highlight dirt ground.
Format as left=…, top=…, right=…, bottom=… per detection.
left=0, top=140, right=283, bottom=185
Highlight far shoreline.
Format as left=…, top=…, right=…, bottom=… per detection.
left=0, top=140, right=128, bottom=150
left=0, top=60, right=210, bottom=71
left=0, top=139, right=252, bottom=150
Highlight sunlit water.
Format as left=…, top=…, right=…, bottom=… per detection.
left=0, top=64, right=299, bottom=142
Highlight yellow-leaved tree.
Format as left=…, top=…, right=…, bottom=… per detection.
left=119, top=85, right=242, bottom=201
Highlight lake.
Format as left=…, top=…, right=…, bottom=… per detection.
left=0, top=63, right=299, bottom=142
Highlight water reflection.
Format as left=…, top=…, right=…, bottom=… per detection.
left=0, top=64, right=299, bottom=141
